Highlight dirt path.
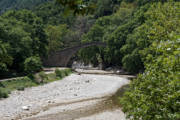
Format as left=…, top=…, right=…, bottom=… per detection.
left=0, top=72, right=130, bottom=120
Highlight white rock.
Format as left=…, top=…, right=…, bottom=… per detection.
left=0, top=73, right=129, bottom=120
left=22, top=106, right=29, bottom=110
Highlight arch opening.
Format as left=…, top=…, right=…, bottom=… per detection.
left=43, top=42, right=106, bottom=67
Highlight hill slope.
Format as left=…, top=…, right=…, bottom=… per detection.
left=0, top=0, right=51, bottom=14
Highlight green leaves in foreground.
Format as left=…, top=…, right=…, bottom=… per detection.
left=121, top=36, right=180, bottom=120
left=120, top=2, right=180, bottom=120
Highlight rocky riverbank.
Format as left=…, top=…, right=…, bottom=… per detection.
left=0, top=73, right=130, bottom=120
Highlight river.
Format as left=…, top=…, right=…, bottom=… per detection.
left=0, top=69, right=132, bottom=120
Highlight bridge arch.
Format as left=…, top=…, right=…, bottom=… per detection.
left=43, top=42, right=106, bottom=67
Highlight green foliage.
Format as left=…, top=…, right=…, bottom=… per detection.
left=39, top=71, right=48, bottom=80
left=0, top=1, right=179, bottom=119
left=55, top=68, right=72, bottom=78
left=24, top=56, right=42, bottom=74
left=46, top=73, right=57, bottom=82
left=34, top=1, right=76, bottom=26
left=34, top=71, right=48, bottom=83
left=122, top=49, right=143, bottom=73
left=56, top=0, right=96, bottom=15
left=79, top=2, right=137, bottom=67
left=55, top=69, right=65, bottom=78
left=0, top=10, right=48, bottom=77
left=0, top=88, right=9, bottom=98
left=0, top=0, right=51, bottom=14
left=0, top=42, right=13, bottom=74
left=0, top=68, right=72, bottom=98
left=64, top=68, right=72, bottom=76
left=45, top=24, right=69, bottom=53
left=121, top=35, right=180, bottom=120
left=0, top=76, right=38, bottom=98
left=35, top=1, right=93, bottom=51
left=93, top=0, right=121, bottom=18
left=121, top=1, right=179, bottom=73
left=120, top=2, right=180, bottom=119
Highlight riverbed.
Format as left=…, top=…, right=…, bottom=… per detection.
left=0, top=71, right=130, bottom=120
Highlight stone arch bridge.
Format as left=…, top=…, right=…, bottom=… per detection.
left=43, top=42, right=106, bottom=67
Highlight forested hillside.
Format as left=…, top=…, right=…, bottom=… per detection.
left=0, top=0, right=51, bottom=14
left=0, top=0, right=121, bottom=77
left=0, top=0, right=179, bottom=119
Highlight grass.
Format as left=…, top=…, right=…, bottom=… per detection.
left=0, top=68, right=72, bottom=99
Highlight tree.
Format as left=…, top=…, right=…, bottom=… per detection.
left=0, top=10, right=48, bottom=76
left=0, top=42, right=12, bottom=74
left=56, top=0, right=96, bottom=15
left=120, top=2, right=180, bottom=119
left=78, top=2, right=136, bottom=67
left=24, top=56, right=42, bottom=74
left=45, top=24, right=68, bottom=53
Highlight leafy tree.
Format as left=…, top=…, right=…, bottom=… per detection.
left=94, top=0, right=120, bottom=18
left=0, top=42, right=12, bottom=74
left=24, top=56, right=42, bottom=74
left=56, top=0, right=96, bottom=15
left=34, top=1, right=76, bottom=26
left=78, top=2, right=137, bottom=67
left=45, top=24, right=68, bottom=53
left=0, top=0, right=51, bottom=14
left=121, top=2, right=180, bottom=119
left=121, top=34, right=180, bottom=120
left=120, top=0, right=179, bottom=73
left=0, top=10, right=48, bottom=76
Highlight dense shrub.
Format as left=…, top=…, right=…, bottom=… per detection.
left=64, top=69, right=72, bottom=76
left=120, top=1, right=180, bottom=119
left=55, top=69, right=72, bottom=78
left=55, top=69, right=65, bottom=78
left=24, top=56, right=42, bottom=74
left=34, top=71, right=47, bottom=84
left=121, top=36, right=180, bottom=119
left=0, top=88, right=8, bottom=98
left=0, top=42, right=13, bottom=75
left=0, top=10, right=48, bottom=77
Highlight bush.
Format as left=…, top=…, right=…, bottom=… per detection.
left=121, top=66, right=180, bottom=119
left=16, top=86, right=25, bottom=91
left=64, top=69, right=72, bottom=76
left=120, top=35, right=180, bottom=119
left=24, top=56, right=42, bottom=74
left=55, top=69, right=64, bottom=78
left=34, top=71, right=47, bottom=84
left=0, top=82, right=4, bottom=87
left=55, top=69, right=72, bottom=78
left=120, top=2, right=180, bottom=119
left=0, top=88, right=9, bottom=98
left=47, top=73, right=56, bottom=81
left=122, top=49, right=144, bottom=74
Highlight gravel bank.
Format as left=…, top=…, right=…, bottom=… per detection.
left=0, top=73, right=129, bottom=120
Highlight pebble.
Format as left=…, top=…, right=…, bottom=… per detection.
left=85, top=80, right=90, bottom=83
left=22, top=106, right=30, bottom=111
left=0, top=73, right=129, bottom=120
